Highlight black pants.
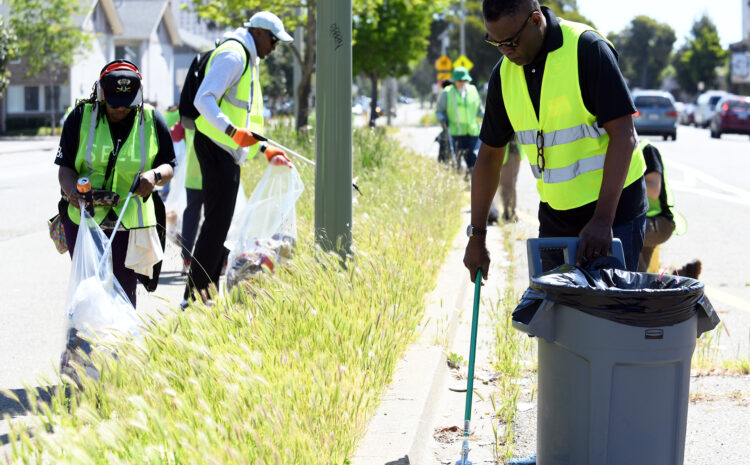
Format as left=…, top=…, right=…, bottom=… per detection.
left=184, top=131, right=240, bottom=300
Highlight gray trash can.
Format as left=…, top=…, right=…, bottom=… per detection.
left=512, top=238, right=720, bottom=465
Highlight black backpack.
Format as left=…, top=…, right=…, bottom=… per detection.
left=179, top=38, right=250, bottom=128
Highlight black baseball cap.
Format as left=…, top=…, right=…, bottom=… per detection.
left=99, top=63, right=143, bottom=108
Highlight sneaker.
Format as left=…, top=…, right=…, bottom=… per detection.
left=179, top=299, right=190, bottom=310
left=181, top=258, right=191, bottom=276
left=676, top=259, right=702, bottom=279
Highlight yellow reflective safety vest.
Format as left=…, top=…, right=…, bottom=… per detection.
left=640, top=138, right=675, bottom=218
left=68, top=103, right=159, bottom=228
left=446, top=84, right=481, bottom=137
left=194, top=39, right=264, bottom=161
left=500, top=19, right=646, bottom=210
left=183, top=128, right=202, bottom=190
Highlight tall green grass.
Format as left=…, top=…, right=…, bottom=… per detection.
left=4, top=126, right=464, bottom=464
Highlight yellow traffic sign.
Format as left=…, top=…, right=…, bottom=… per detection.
left=453, top=55, right=474, bottom=71
left=435, top=55, right=452, bottom=71
left=437, top=72, right=452, bottom=81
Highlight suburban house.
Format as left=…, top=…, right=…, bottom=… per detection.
left=0, top=0, right=223, bottom=134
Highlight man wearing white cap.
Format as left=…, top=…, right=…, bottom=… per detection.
left=185, top=11, right=293, bottom=304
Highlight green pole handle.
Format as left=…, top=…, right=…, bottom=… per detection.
left=463, top=267, right=482, bottom=427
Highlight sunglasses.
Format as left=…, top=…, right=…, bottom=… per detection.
left=484, top=10, right=537, bottom=48
left=268, top=30, right=279, bottom=46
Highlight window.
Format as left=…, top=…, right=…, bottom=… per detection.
left=634, top=96, right=672, bottom=109
left=115, top=45, right=140, bottom=68
left=44, top=86, right=69, bottom=112
left=24, top=86, right=39, bottom=111
left=6, top=86, right=24, bottom=113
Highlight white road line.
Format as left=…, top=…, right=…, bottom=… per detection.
left=664, top=158, right=750, bottom=207
left=705, top=285, right=750, bottom=316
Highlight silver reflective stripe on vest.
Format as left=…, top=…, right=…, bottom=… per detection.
left=516, top=122, right=606, bottom=147
left=136, top=109, right=147, bottom=228
left=85, top=102, right=99, bottom=175
left=530, top=153, right=606, bottom=183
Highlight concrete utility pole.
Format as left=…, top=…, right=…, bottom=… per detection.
left=459, top=0, right=466, bottom=56
left=293, top=7, right=303, bottom=122
left=315, top=1, right=353, bottom=255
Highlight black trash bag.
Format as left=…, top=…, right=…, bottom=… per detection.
left=513, top=256, right=720, bottom=335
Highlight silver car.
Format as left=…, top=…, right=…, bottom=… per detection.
left=632, top=90, right=678, bottom=141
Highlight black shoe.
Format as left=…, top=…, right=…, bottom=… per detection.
left=676, top=259, right=702, bottom=279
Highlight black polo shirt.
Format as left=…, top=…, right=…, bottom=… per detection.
left=480, top=6, right=647, bottom=235
left=55, top=104, right=176, bottom=179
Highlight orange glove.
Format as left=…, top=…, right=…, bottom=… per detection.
left=229, top=127, right=259, bottom=147
left=264, top=146, right=293, bottom=168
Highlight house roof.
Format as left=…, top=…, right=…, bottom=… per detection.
left=98, top=0, right=125, bottom=35
left=0, top=1, right=124, bottom=36
left=114, top=0, right=181, bottom=46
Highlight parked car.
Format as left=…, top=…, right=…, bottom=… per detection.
left=676, top=102, right=696, bottom=125
left=709, top=95, right=750, bottom=138
left=632, top=90, right=677, bottom=140
left=694, top=90, right=729, bottom=128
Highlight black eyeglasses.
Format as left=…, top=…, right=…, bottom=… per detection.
left=485, top=10, right=537, bottom=48
left=536, top=129, right=545, bottom=172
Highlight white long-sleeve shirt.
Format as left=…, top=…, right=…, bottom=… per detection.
left=194, top=28, right=260, bottom=159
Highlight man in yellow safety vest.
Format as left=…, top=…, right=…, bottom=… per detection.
left=184, top=11, right=293, bottom=304
left=464, top=0, right=648, bottom=282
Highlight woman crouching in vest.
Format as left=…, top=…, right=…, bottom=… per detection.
left=54, top=60, right=176, bottom=307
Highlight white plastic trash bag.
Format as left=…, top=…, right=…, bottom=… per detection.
left=225, top=164, right=304, bottom=289
left=65, top=208, right=140, bottom=343
left=164, top=142, right=187, bottom=245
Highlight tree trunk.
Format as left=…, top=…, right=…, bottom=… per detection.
left=49, top=74, right=57, bottom=135
left=369, top=71, right=379, bottom=128
left=295, top=1, right=317, bottom=132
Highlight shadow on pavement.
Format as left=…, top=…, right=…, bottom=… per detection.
left=0, top=385, right=57, bottom=444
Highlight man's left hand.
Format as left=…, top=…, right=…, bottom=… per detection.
left=135, top=171, right=157, bottom=198
left=265, top=146, right=293, bottom=169
left=576, top=216, right=613, bottom=266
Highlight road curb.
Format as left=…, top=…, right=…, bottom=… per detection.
left=352, top=210, right=472, bottom=465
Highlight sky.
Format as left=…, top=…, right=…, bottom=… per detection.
left=574, top=0, right=743, bottom=48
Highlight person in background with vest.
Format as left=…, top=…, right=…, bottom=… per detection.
left=55, top=60, right=175, bottom=307
left=464, top=0, right=648, bottom=282
left=185, top=11, right=293, bottom=304
left=499, top=138, right=522, bottom=222
left=637, top=139, right=701, bottom=278
left=436, top=66, right=484, bottom=173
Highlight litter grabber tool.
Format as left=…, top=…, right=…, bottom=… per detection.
left=250, top=131, right=315, bottom=166
left=252, top=131, right=361, bottom=194
left=96, top=171, right=142, bottom=272
left=457, top=267, right=482, bottom=465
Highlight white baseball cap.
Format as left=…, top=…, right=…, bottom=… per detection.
left=244, top=11, right=293, bottom=43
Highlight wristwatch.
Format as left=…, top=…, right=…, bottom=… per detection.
left=153, top=170, right=162, bottom=183
left=466, top=224, right=487, bottom=238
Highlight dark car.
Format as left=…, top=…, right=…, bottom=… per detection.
left=632, top=90, right=678, bottom=140
left=709, top=96, right=750, bottom=138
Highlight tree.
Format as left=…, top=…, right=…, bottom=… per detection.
left=541, top=0, right=596, bottom=27
left=353, top=0, right=448, bottom=126
left=608, top=16, right=675, bottom=89
left=673, top=14, right=727, bottom=95
left=0, top=17, right=18, bottom=98
left=8, top=0, right=93, bottom=133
